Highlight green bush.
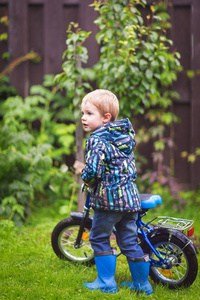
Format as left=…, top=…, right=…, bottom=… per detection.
left=0, top=76, right=78, bottom=226
left=92, top=0, right=182, bottom=182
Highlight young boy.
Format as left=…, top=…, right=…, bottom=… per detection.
left=81, top=89, right=153, bottom=295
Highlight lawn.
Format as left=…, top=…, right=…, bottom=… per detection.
left=0, top=202, right=199, bottom=300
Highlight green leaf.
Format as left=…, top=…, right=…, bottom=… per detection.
left=149, top=31, right=158, bottom=42
left=145, top=69, right=153, bottom=79
left=113, top=4, right=121, bottom=12
left=195, top=148, right=200, bottom=156
left=158, top=55, right=166, bottom=64
left=187, top=70, right=195, bottom=79
left=70, top=33, right=79, bottom=43
left=2, top=196, right=17, bottom=206
left=73, top=97, right=80, bottom=106
left=188, top=154, right=196, bottom=163
left=12, top=204, right=24, bottom=218
left=0, top=32, right=8, bottom=41
left=154, top=140, right=165, bottom=151
left=9, top=181, right=33, bottom=192
left=139, top=59, right=148, bottom=70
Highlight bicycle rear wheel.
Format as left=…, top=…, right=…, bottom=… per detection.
left=143, top=233, right=198, bottom=289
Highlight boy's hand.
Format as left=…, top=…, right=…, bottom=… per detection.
left=73, top=160, right=85, bottom=175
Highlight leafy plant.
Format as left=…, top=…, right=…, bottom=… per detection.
left=55, top=22, right=95, bottom=211
left=92, top=0, right=181, bottom=115
left=0, top=15, right=81, bottom=225
left=0, top=75, right=80, bottom=226
left=0, top=123, right=52, bottom=226
left=55, top=22, right=94, bottom=120
left=91, top=0, right=182, bottom=187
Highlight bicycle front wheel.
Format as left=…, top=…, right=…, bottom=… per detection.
left=143, top=233, right=198, bottom=289
left=51, top=217, right=95, bottom=265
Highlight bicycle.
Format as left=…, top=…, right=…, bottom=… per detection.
left=51, top=186, right=198, bottom=289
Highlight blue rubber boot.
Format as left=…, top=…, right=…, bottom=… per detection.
left=83, top=250, right=117, bottom=293
left=122, top=255, right=153, bottom=295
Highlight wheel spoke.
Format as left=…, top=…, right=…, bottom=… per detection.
left=61, top=240, right=74, bottom=245
left=150, top=240, right=189, bottom=284
left=58, top=225, right=94, bottom=262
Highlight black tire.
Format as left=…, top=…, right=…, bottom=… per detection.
left=51, top=217, right=95, bottom=265
left=143, top=233, right=198, bottom=289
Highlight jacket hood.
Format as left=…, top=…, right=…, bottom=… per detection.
left=91, top=118, right=136, bottom=154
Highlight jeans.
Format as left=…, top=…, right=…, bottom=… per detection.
left=89, top=210, right=144, bottom=259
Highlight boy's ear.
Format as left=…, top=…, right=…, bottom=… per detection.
left=103, top=113, right=112, bottom=123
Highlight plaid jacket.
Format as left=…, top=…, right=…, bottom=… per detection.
left=81, top=118, right=141, bottom=212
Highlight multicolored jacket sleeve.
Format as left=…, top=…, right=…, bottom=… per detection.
left=81, top=136, right=107, bottom=187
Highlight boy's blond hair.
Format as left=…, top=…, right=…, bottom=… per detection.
left=82, top=89, right=119, bottom=121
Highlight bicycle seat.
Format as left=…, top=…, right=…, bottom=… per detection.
left=140, top=194, right=162, bottom=209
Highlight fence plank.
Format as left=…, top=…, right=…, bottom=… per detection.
left=43, top=0, right=63, bottom=74
left=28, top=4, right=44, bottom=86
left=9, top=0, right=29, bottom=97
left=190, top=0, right=200, bottom=188
left=169, top=4, right=191, bottom=184
left=171, top=5, right=191, bottom=103
left=79, top=0, right=99, bottom=67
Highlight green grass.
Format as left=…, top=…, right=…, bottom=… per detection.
left=0, top=202, right=200, bottom=300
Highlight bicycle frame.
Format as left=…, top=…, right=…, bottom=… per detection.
left=73, top=189, right=196, bottom=270
left=111, top=213, right=174, bottom=269
left=74, top=192, right=91, bottom=248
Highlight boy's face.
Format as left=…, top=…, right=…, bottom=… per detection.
left=81, top=101, right=105, bottom=132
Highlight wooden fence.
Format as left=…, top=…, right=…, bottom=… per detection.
left=0, top=0, right=200, bottom=188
